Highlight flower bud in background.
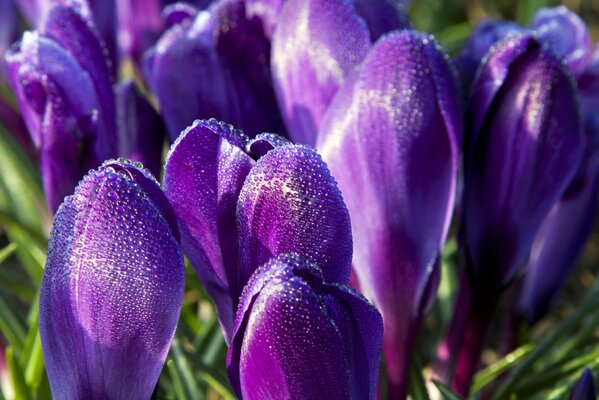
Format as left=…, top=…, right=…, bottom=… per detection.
left=463, top=33, right=582, bottom=290
left=272, top=0, right=410, bottom=146
left=163, top=119, right=351, bottom=339
left=0, top=0, right=19, bottom=82
left=532, top=6, right=592, bottom=77
left=570, top=369, right=597, bottom=400
left=453, top=19, right=522, bottom=92
left=39, top=160, right=185, bottom=399
left=5, top=2, right=117, bottom=211
left=115, top=80, right=165, bottom=178
left=318, top=30, right=461, bottom=398
left=145, top=0, right=284, bottom=141
left=227, top=253, right=382, bottom=400
left=444, top=33, right=583, bottom=394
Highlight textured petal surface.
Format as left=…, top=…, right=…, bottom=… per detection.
left=237, top=143, right=352, bottom=289
left=145, top=0, right=282, bottom=141
left=533, top=6, right=591, bottom=77
left=164, top=119, right=254, bottom=338
left=453, top=19, right=523, bottom=92
left=115, top=80, right=165, bottom=178
left=319, top=29, right=460, bottom=336
left=271, top=0, right=371, bottom=145
left=39, top=160, right=185, bottom=399
left=41, top=2, right=116, bottom=157
left=5, top=31, right=105, bottom=211
left=227, top=253, right=382, bottom=400
left=353, top=0, right=411, bottom=42
left=463, top=33, right=583, bottom=286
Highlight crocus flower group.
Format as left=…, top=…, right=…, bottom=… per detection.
left=1, top=0, right=598, bottom=399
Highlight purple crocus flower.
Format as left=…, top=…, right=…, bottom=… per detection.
left=5, top=1, right=165, bottom=211
left=145, top=0, right=284, bottom=141
left=453, top=19, right=523, bottom=91
left=570, top=369, right=597, bottom=400
left=272, top=0, right=411, bottom=146
left=39, top=160, right=185, bottom=399
left=318, top=30, right=461, bottom=398
left=532, top=6, right=592, bottom=77
left=163, top=118, right=352, bottom=340
left=226, top=253, right=382, bottom=400
left=447, top=33, right=583, bottom=394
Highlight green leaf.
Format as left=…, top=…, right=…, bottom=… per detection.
left=472, top=344, right=533, bottom=392
left=169, top=337, right=204, bottom=400
left=432, top=380, right=466, bottom=400
left=0, top=294, right=26, bottom=352
left=494, top=283, right=599, bottom=399
left=6, top=346, right=31, bottom=400
left=408, top=355, right=430, bottom=400
left=0, top=243, right=18, bottom=263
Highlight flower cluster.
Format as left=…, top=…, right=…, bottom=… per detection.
left=0, top=0, right=597, bottom=399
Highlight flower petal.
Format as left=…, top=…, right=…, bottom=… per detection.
left=237, top=143, right=352, bottom=289
left=463, top=33, right=583, bottom=285
left=227, top=253, right=382, bottom=400
left=163, top=119, right=254, bottom=338
left=271, top=0, right=371, bottom=145
left=39, top=160, right=185, bottom=399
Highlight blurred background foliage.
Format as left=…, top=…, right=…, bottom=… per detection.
left=1, top=0, right=599, bottom=399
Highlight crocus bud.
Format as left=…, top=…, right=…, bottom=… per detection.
left=115, top=80, right=165, bottom=178
left=453, top=19, right=522, bottom=91
left=39, top=160, right=185, bottom=399
left=163, top=119, right=351, bottom=340
left=318, top=30, right=461, bottom=397
left=532, top=6, right=591, bottom=77
left=227, top=253, right=382, bottom=400
left=272, top=0, right=410, bottom=146
left=570, top=369, right=597, bottom=400
left=463, top=33, right=583, bottom=290
left=5, top=2, right=116, bottom=211
left=145, top=0, right=283, bottom=141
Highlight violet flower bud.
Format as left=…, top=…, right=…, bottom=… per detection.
left=272, top=0, right=411, bottom=146
left=145, top=0, right=283, bottom=141
left=318, top=30, right=461, bottom=397
left=532, top=6, right=592, bottom=77
left=570, top=369, right=597, bottom=400
left=163, top=119, right=351, bottom=340
left=115, top=80, right=165, bottom=178
left=227, top=253, right=382, bottom=400
left=5, top=2, right=116, bottom=211
left=463, top=33, right=583, bottom=290
left=454, top=19, right=523, bottom=91
left=39, top=160, right=185, bottom=399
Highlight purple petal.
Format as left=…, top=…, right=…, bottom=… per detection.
left=41, top=2, right=116, bottom=157
left=463, top=33, right=583, bottom=286
left=163, top=119, right=254, bottom=339
left=318, top=30, right=461, bottom=393
left=533, top=6, right=591, bottom=77
left=0, top=0, right=19, bottom=81
left=271, top=0, right=371, bottom=145
left=227, top=253, right=382, bottom=400
left=5, top=32, right=105, bottom=211
left=570, top=369, right=597, bottom=400
left=145, top=0, right=283, bottom=141
left=454, top=19, right=523, bottom=92
left=244, top=0, right=284, bottom=38
left=353, top=0, right=412, bottom=41
left=39, top=160, right=185, bottom=399
left=115, top=80, right=165, bottom=178
left=117, top=0, right=164, bottom=62
left=237, top=143, right=352, bottom=289
left=518, top=171, right=599, bottom=324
